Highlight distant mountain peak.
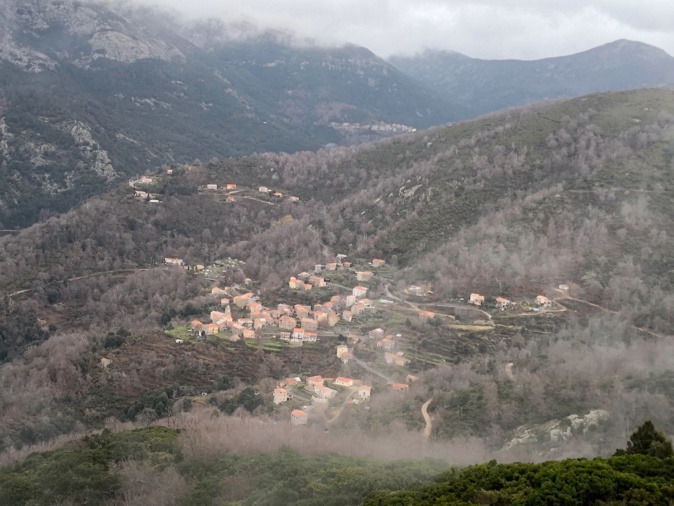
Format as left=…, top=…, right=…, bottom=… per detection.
left=389, top=39, right=674, bottom=119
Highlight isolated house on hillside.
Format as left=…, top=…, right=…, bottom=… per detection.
left=495, top=297, right=511, bottom=309
left=391, top=383, right=409, bottom=392
left=165, top=257, right=185, bottom=266
left=372, top=259, right=386, bottom=267
left=536, top=295, right=552, bottom=307
left=469, top=293, right=485, bottom=306
left=418, top=310, right=435, bottom=322
left=226, top=183, right=237, bottom=190
left=358, top=385, right=371, bottom=400
left=291, top=409, right=308, bottom=426
left=206, top=184, right=218, bottom=190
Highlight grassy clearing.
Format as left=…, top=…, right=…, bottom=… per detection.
left=164, top=325, right=196, bottom=341
left=447, top=324, right=494, bottom=332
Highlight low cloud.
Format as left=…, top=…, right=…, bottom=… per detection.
left=115, top=0, right=674, bottom=59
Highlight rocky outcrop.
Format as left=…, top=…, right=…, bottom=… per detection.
left=504, top=409, right=610, bottom=451
left=0, top=0, right=185, bottom=69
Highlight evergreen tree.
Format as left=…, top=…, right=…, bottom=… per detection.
left=615, top=420, right=674, bottom=458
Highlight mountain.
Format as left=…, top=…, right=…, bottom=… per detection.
left=0, top=0, right=455, bottom=228
left=389, top=39, right=674, bottom=119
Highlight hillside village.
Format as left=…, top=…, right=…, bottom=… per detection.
left=159, top=239, right=567, bottom=428
left=129, top=169, right=302, bottom=206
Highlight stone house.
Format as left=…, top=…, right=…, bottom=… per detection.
left=291, top=409, right=308, bottom=426
left=336, top=345, right=349, bottom=358
left=314, top=385, right=338, bottom=399
left=536, top=295, right=552, bottom=307
left=418, top=310, right=435, bottom=321
left=353, top=286, right=368, bottom=298
left=357, top=271, right=374, bottom=282
left=334, top=377, right=354, bottom=387
left=391, top=383, right=409, bottom=392
left=327, top=312, right=340, bottom=327
left=301, top=318, right=318, bottom=331
left=279, top=316, right=296, bottom=330
left=495, top=297, right=511, bottom=309
left=202, top=323, right=219, bottom=335
left=469, top=293, right=485, bottom=306
left=273, top=388, right=289, bottom=405
left=358, top=385, right=371, bottom=400
left=307, top=375, right=324, bottom=388
left=369, top=328, right=385, bottom=340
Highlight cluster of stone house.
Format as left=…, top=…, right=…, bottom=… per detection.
left=275, top=372, right=372, bottom=426
left=199, top=181, right=300, bottom=203
left=190, top=280, right=363, bottom=343
left=468, top=292, right=556, bottom=309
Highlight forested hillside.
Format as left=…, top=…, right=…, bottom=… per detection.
left=2, top=89, right=674, bottom=464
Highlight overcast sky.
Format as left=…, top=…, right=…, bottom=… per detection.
left=131, top=0, right=674, bottom=60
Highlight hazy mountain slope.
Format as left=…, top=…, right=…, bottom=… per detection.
left=390, top=40, right=674, bottom=119
left=0, top=0, right=455, bottom=228
left=203, top=36, right=460, bottom=131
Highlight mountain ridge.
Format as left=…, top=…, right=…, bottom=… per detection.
left=389, top=39, right=674, bottom=119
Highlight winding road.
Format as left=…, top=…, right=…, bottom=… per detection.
left=421, top=399, right=433, bottom=439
